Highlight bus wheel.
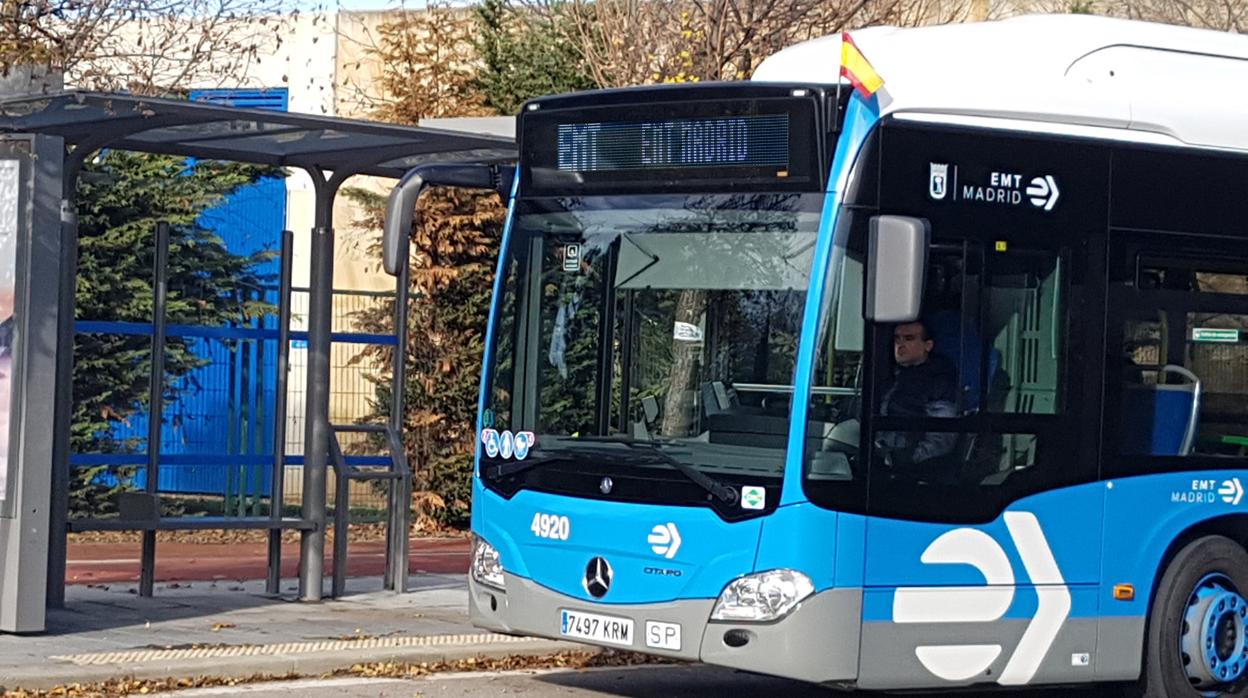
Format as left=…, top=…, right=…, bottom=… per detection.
left=1139, top=536, right=1248, bottom=697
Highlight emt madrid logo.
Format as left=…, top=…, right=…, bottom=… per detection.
left=892, top=511, right=1070, bottom=686
left=928, top=163, right=1060, bottom=212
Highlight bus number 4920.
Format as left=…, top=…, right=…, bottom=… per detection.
left=531, top=513, right=570, bottom=541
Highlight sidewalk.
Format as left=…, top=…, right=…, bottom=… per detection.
left=0, top=574, right=583, bottom=691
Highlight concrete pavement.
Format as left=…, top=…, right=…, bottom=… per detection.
left=0, top=573, right=581, bottom=691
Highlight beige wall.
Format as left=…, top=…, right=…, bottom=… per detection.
left=332, top=12, right=409, bottom=294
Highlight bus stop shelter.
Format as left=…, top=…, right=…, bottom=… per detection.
left=0, top=91, right=515, bottom=628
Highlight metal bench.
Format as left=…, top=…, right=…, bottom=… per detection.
left=68, top=516, right=316, bottom=532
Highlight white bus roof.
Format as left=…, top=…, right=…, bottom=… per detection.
left=752, top=15, right=1248, bottom=152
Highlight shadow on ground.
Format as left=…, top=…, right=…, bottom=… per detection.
left=535, top=664, right=1129, bottom=697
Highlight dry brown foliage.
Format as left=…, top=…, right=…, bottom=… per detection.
left=339, top=4, right=493, bottom=123
left=341, top=648, right=673, bottom=678
left=0, top=672, right=300, bottom=698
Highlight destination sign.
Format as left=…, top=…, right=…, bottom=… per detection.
left=556, top=114, right=789, bottom=173
left=518, top=87, right=829, bottom=194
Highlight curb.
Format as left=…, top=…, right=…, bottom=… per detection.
left=3, top=635, right=590, bottom=690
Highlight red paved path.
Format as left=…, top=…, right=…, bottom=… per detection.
left=65, top=538, right=470, bottom=585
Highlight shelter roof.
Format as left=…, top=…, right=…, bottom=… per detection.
left=0, top=91, right=516, bottom=178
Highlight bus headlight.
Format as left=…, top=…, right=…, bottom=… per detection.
left=710, top=569, right=814, bottom=622
left=471, top=535, right=505, bottom=589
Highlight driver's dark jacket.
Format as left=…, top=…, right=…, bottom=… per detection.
left=878, top=355, right=959, bottom=464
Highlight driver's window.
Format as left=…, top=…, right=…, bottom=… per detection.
left=803, top=213, right=867, bottom=482
left=809, top=250, right=865, bottom=414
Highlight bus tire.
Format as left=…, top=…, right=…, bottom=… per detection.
left=1137, top=535, right=1248, bottom=698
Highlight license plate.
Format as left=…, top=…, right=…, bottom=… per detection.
left=645, top=620, right=681, bottom=651
left=559, top=609, right=634, bottom=647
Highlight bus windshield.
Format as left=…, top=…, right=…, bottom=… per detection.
left=482, top=193, right=825, bottom=507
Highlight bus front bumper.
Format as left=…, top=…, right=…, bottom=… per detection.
left=468, top=573, right=862, bottom=685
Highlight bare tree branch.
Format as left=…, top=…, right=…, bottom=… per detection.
left=0, top=0, right=300, bottom=94
left=519, top=0, right=944, bottom=87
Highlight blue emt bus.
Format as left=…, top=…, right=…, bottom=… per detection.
left=383, top=13, right=1248, bottom=695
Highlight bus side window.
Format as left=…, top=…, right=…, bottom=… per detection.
left=1117, top=254, right=1248, bottom=459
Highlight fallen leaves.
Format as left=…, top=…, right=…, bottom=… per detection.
left=0, top=649, right=670, bottom=696
left=0, top=672, right=299, bottom=698
left=341, top=649, right=672, bottom=679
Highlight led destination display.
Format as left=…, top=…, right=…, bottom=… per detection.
left=519, top=87, right=829, bottom=194
left=556, top=114, right=790, bottom=173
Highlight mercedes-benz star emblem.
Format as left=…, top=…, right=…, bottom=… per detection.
left=599, top=476, right=613, bottom=494
left=583, top=556, right=613, bottom=598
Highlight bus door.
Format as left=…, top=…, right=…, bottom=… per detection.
left=855, top=220, right=1104, bottom=688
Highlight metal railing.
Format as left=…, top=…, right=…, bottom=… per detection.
left=328, top=423, right=411, bottom=597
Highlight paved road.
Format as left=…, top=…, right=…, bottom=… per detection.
left=65, top=538, right=470, bottom=584
left=150, top=665, right=1123, bottom=697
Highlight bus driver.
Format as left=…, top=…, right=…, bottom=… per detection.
left=877, top=320, right=959, bottom=471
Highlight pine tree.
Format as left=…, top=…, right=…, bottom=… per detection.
left=472, top=0, right=596, bottom=115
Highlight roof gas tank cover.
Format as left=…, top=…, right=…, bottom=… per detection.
left=752, top=16, right=1248, bottom=153
left=1067, top=45, right=1248, bottom=151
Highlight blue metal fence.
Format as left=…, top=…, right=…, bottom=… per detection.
left=93, top=88, right=287, bottom=498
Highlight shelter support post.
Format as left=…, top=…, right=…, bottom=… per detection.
left=298, top=168, right=349, bottom=602
left=47, top=143, right=96, bottom=610
left=46, top=196, right=74, bottom=610
left=267, top=230, right=295, bottom=596
left=139, top=222, right=171, bottom=598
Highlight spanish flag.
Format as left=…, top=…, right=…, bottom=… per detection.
left=841, top=32, right=884, bottom=98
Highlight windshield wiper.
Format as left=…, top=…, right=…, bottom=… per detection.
left=563, top=435, right=740, bottom=505
left=483, top=452, right=573, bottom=479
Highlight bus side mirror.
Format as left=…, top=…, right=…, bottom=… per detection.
left=865, top=215, right=929, bottom=323
left=382, top=163, right=513, bottom=276
left=383, top=170, right=424, bottom=276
